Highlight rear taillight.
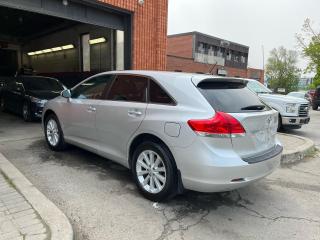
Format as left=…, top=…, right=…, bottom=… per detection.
left=187, top=112, right=245, bottom=137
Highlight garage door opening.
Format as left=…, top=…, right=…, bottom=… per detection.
left=0, top=5, right=129, bottom=87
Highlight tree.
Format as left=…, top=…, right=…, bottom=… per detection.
left=266, top=47, right=300, bottom=93
left=296, top=18, right=320, bottom=89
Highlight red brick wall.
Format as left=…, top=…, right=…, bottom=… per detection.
left=98, top=0, right=168, bottom=70
left=167, top=35, right=194, bottom=58
left=228, top=67, right=248, bottom=78
left=247, top=68, right=265, bottom=84
left=167, top=55, right=247, bottom=78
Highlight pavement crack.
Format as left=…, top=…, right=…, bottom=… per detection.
left=155, top=204, right=210, bottom=240
left=272, top=216, right=320, bottom=224
left=234, top=191, right=273, bottom=220
left=290, top=168, right=320, bottom=178
left=154, top=191, right=317, bottom=240
left=236, top=191, right=320, bottom=224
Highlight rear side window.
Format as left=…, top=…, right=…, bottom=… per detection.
left=107, top=75, right=148, bottom=102
left=149, top=80, right=174, bottom=105
left=22, top=77, right=63, bottom=91
left=198, top=80, right=270, bottom=113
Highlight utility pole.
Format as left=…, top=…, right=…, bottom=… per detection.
left=262, top=45, right=265, bottom=85
left=262, top=45, right=265, bottom=71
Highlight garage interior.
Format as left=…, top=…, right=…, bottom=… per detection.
left=0, top=1, right=130, bottom=88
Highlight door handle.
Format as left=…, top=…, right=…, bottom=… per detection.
left=128, top=110, right=142, bottom=117
left=87, top=106, right=96, bottom=112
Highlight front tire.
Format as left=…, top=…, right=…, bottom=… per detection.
left=312, top=103, right=318, bottom=110
left=277, top=114, right=283, bottom=132
left=0, top=96, right=5, bottom=112
left=44, top=114, right=67, bottom=151
left=132, top=141, right=177, bottom=202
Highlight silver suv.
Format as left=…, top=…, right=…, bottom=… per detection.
left=42, top=71, right=282, bottom=201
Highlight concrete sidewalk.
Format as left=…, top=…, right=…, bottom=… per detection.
left=0, top=153, right=73, bottom=240
left=278, top=133, right=316, bottom=165
left=0, top=172, right=49, bottom=240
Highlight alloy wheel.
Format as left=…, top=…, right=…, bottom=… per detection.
left=46, top=119, right=60, bottom=146
left=136, top=150, right=167, bottom=194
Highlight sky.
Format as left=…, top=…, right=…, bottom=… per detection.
left=168, top=0, right=320, bottom=77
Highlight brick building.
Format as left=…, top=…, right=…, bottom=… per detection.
left=100, top=0, right=168, bottom=70
left=0, top=0, right=168, bottom=86
left=167, top=32, right=264, bottom=83
left=247, top=67, right=265, bottom=84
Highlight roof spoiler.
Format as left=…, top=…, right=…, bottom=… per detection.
left=191, top=76, right=248, bottom=87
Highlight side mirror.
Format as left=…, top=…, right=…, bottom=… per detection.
left=61, top=89, right=71, bottom=98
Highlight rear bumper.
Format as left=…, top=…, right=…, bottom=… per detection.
left=282, top=116, right=310, bottom=126
left=172, top=140, right=282, bottom=193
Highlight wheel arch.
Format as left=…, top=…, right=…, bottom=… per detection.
left=128, top=132, right=185, bottom=195
left=43, top=109, right=57, bottom=125
left=128, top=133, right=176, bottom=170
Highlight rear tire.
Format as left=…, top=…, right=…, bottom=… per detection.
left=44, top=114, right=67, bottom=151
left=22, top=101, right=33, bottom=122
left=132, top=141, right=177, bottom=202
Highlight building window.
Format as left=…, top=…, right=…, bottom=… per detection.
left=195, top=42, right=226, bottom=65
left=198, top=43, right=205, bottom=53
left=241, top=55, right=246, bottom=63
left=208, top=46, right=214, bottom=56
left=217, top=47, right=223, bottom=57
left=213, top=46, right=218, bottom=56
left=234, top=52, right=239, bottom=62
left=226, top=51, right=232, bottom=61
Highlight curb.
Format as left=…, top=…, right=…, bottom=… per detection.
left=0, top=153, right=74, bottom=240
left=279, top=133, right=316, bottom=165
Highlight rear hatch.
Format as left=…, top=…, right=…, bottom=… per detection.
left=192, top=78, right=279, bottom=159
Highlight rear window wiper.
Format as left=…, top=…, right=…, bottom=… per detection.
left=241, top=105, right=266, bottom=110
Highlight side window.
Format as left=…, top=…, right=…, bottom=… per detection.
left=72, top=75, right=114, bottom=100
left=149, top=80, right=174, bottom=105
left=106, top=75, right=148, bottom=102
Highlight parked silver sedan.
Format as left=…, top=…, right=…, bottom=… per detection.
left=42, top=71, right=282, bottom=201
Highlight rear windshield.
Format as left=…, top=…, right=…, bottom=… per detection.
left=197, top=80, right=270, bottom=113
left=22, top=77, right=64, bottom=91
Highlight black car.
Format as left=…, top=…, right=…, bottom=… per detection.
left=0, top=76, right=65, bottom=121
left=312, top=86, right=320, bottom=110
left=0, top=77, right=9, bottom=93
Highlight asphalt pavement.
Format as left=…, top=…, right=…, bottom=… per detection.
left=284, top=109, right=320, bottom=147
left=0, top=110, right=320, bottom=240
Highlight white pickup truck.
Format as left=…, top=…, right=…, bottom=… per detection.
left=246, top=79, right=310, bottom=130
